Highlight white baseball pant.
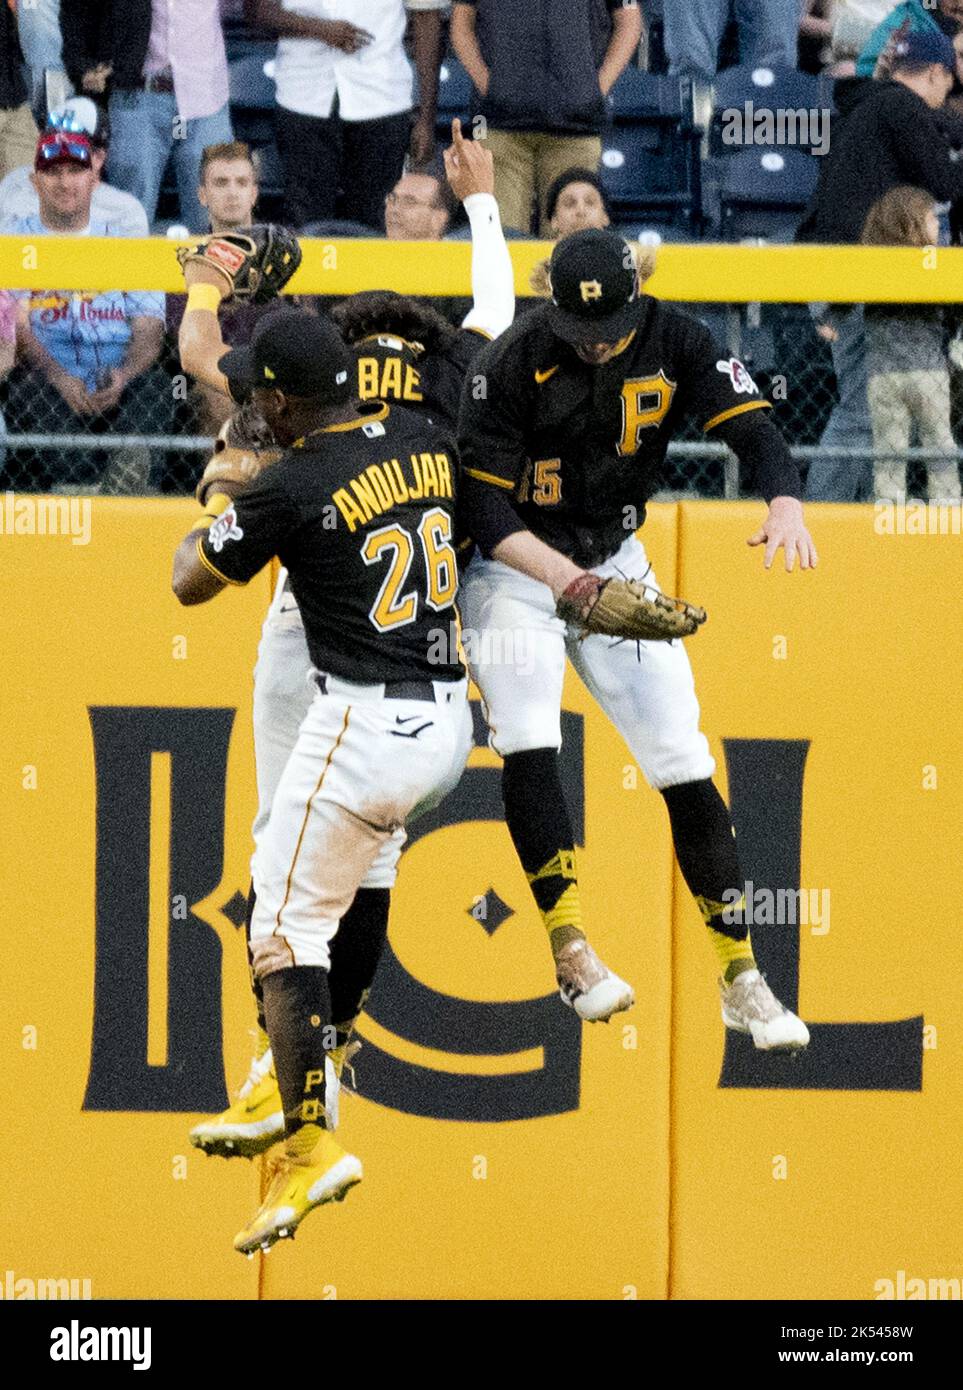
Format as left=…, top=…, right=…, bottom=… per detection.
left=251, top=570, right=407, bottom=886
left=457, top=535, right=716, bottom=790
left=250, top=671, right=473, bottom=974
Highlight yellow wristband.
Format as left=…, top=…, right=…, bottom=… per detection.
left=186, top=283, right=224, bottom=314
left=187, top=493, right=233, bottom=537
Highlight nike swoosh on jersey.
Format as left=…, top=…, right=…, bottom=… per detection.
left=534, top=366, right=558, bottom=384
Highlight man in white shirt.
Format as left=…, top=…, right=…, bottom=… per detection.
left=248, top=0, right=450, bottom=229
left=0, top=98, right=149, bottom=236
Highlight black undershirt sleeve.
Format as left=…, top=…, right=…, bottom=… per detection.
left=712, top=410, right=802, bottom=503
left=460, top=469, right=528, bottom=557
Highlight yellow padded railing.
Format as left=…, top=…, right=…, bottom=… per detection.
left=1, top=236, right=962, bottom=301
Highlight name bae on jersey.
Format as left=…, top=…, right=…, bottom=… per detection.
left=332, top=450, right=454, bottom=532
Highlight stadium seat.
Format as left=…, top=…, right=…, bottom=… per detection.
left=710, top=64, right=824, bottom=158
left=601, top=71, right=702, bottom=230
left=600, top=126, right=699, bottom=228
left=298, top=220, right=380, bottom=239
left=229, top=48, right=277, bottom=110
left=436, top=56, right=473, bottom=126
left=718, top=148, right=819, bottom=242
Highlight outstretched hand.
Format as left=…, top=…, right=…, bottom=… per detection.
left=747, top=496, right=819, bottom=572
left=443, top=118, right=494, bottom=202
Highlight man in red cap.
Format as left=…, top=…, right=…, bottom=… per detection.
left=0, top=129, right=170, bottom=491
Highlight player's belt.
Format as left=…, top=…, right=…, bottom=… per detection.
left=315, top=673, right=449, bottom=703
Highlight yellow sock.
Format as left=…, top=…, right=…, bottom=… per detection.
left=254, top=1025, right=271, bottom=1061
left=526, top=851, right=586, bottom=954
left=696, top=894, right=756, bottom=983
left=286, top=1121, right=324, bottom=1160
left=709, top=927, right=756, bottom=983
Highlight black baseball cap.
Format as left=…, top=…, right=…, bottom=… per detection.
left=219, top=309, right=353, bottom=402
left=546, top=227, right=641, bottom=344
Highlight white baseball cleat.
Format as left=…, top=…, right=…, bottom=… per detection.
left=720, top=969, right=810, bottom=1051
left=555, top=938, right=635, bottom=1022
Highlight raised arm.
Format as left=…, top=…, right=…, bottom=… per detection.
left=178, top=263, right=231, bottom=397
left=443, top=119, right=514, bottom=339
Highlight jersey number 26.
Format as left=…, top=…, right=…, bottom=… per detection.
left=361, top=506, right=457, bottom=631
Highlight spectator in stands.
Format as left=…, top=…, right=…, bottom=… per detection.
left=451, top=0, right=642, bottom=234
left=544, top=167, right=611, bottom=238
left=15, top=0, right=65, bottom=113
left=0, top=98, right=149, bottom=237
left=249, top=0, right=449, bottom=231
left=384, top=167, right=455, bottom=239
left=799, top=2, right=835, bottom=75
left=797, top=29, right=963, bottom=500
left=0, top=290, right=15, bottom=471
left=857, top=0, right=963, bottom=76
left=61, top=0, right=233, bottom=231
left=823, top=3, right=901, bottom=77
left=170, top=140, right=293, bottom=439
left=0, top=131, right=172, bottom=492
left=0, top=3, right=38, bottom=180
left=197, top=140, right=260, bottom=234
left=663, top=0, right=799, bottom=83
left=861, top=185, right=962, bottom=501
left=0, top=292, right=14, bottom=377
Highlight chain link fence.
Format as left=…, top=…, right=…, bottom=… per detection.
left=2, top=292, right=963, bottom=500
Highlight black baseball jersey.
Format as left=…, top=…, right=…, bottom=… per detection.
left=197, top=402, right=463, bottom=684
left=458, top=296, right=783, bottom=566
left=225, top=327, right=487, bottom=443
left=353, top=327, right=488, bottom=429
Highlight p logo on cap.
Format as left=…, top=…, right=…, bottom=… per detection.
left=580, top=279, right=603, bottom=303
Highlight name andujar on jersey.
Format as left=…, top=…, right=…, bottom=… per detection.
left=332, top=451, right=454, bottom=532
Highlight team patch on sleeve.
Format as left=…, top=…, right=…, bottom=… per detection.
left=716, top=357, right=759, bottom=396
left=208, top=506, right=244, bottom=553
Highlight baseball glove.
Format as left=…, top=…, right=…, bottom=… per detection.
left=557, top=573, right=707, bottom=641
left=195, top=440, right=282, bottom=507
left=176, top=224, right=302, bottom=304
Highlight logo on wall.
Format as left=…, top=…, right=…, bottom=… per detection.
left=83, top=714, right=923, bottom=1118
left=719, top=739, right=922, bottom=1092
left=83, top=703, right=584, bottom=1121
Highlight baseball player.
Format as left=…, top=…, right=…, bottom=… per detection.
left=178, top=126, right=623, bottom=1177
left=172, top=308, right=473, bottom=1253
left=457, top=227, right=818, bottom=1051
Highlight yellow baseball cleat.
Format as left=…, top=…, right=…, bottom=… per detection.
left=189, top=1049, right=284, bottom=1159
left=191, top=1038, right=362, bottom=1158
left=234, top=1131, right=363, bottom=1257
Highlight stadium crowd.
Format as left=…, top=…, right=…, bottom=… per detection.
left=0, top=0, right=961, bottom=501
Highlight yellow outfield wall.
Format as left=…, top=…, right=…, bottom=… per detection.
left=0, top=499, right=959, bottom=1300
left=671, top=503, right=962, bottom=1301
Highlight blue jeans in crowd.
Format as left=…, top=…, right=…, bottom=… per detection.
left=15, top=0, right=64, bottom=110
left=806, top=306, right=875, bottom=502
left=664, top=0, right=799, bottom=81
left=107, top=92, right=233, bottom=231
